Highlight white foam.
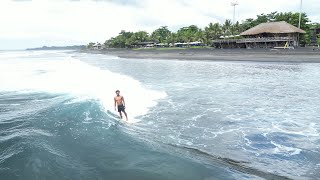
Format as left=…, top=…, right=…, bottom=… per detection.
left=0, top=51, right=167, bottom=120
left=271, top=121, right=320, bottom=137
left=271, top=141, right=302, bottom=156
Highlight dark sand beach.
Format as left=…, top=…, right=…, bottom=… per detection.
left=83, top=47, right=320, bottom=62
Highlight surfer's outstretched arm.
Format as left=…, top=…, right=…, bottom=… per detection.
left=114, top=98, right=117, bottom=111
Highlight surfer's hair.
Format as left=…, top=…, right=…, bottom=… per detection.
left=115, top=90, right=120, bottom=93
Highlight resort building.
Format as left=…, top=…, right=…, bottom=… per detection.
left=213, top=21, right=306, bottom=49
left=132, top=41, right=157, bottom=48
left=311, top=27, right=320, bottom=45
left=92, top=42, right=104, bottom=50
left=174, top=41, right=203, bottom=47
left=133, top=41, right=203, bottom=48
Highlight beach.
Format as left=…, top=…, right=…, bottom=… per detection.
left=83, top=47, right=320, bottom=63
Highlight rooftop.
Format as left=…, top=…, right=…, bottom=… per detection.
left=240, top=21, right=306, bottom=36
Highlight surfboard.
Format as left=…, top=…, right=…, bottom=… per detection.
left=110, top=110, right=140, bottom=124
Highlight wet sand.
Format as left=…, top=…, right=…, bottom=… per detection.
left=82, top=48, right=320, bottom=63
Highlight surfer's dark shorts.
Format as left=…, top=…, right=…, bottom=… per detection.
left=117, top=105, right=125, bottom=112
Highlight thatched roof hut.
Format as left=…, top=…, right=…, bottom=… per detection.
left=240, top=21, right=306, bottom=36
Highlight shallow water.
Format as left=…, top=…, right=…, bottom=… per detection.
left=1, top=50, right=319, bottom=179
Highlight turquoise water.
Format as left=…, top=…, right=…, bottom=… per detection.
left=0, top=50, right=319, bottom=179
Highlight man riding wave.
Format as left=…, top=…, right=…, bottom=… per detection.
left=114, top=90, right=128, bottom=121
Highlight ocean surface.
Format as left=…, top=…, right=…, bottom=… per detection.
left=0, top=50, right=319, bottom=180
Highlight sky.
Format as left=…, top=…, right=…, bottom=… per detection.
left=0, top=0, right=319, bottom=50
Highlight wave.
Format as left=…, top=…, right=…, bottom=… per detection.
left=0, top=51, right=166, bottom=119
left=166, top=144, right=292, bottom=180
left=0, top=51, right=170, bottom=179
left=0, top=93, right=130, bottom=179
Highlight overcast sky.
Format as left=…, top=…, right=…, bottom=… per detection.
left=0, top=0, right=319, bottom=50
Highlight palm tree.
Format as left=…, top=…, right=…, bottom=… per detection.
left=151, top=26, right=171, bottom=43
left=212, top=23, right=222, bottom=39
left=196, top=29, right=206, bottom=45
left=167, top=33, right=177, bottom=45
left=222, top=19, right=232, bottom=36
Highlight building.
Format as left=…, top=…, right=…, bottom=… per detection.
left=213, top=21, right=306, bottom=49
left=132, top=41, right=157, bottom=48
left=311, top=27, right=320, bottom=45
left=92, top=43, right=104, bottom=50
left=174, top=41, right=203, bottom=47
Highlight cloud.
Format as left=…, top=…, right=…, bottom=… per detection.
left=11, top=0, right=32, bottom=2
left=93, top=0, right=141, bottom=7
left=0, top=0, right=319, bottom=50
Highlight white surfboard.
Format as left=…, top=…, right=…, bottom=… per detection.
left=111, top=110, right=140, bottom=124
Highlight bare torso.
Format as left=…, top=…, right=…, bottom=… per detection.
left=114, top=96, right=123, bottom=105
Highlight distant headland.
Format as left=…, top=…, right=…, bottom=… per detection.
left=26, top=45, right=85, bottom=51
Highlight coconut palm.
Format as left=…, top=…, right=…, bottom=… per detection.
left=222, top=19, right=232, bottom=36
left=151, top=26, right=171, bottom=43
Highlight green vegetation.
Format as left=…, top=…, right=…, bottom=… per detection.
left=89, top=11, right=319, bottom=49
left=87, top=42, right=95, bottom=49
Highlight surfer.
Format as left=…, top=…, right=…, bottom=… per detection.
left=114, top=90, right=128, bottom=121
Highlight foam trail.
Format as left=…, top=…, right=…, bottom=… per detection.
left=0, top=51, right=166, bottom=121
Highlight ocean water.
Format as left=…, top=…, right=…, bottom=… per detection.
left=0, top=50, right=319, bottom=180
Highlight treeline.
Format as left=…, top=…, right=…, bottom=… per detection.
left=89, top=12, right=320, bottom=48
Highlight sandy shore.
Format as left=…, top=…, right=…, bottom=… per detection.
left=82, top=47, right=320, bottom=63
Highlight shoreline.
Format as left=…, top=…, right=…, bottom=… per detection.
left=81, top=48, right=320, bottom=63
